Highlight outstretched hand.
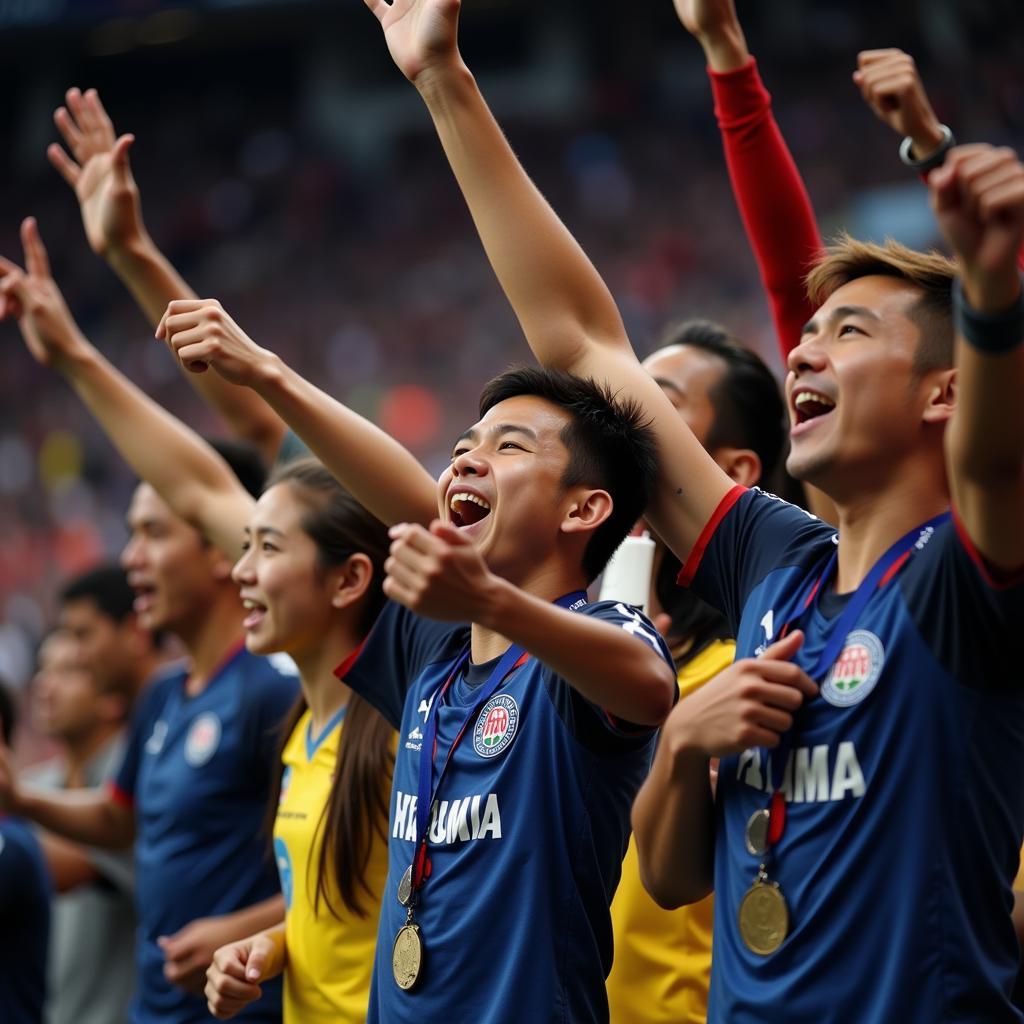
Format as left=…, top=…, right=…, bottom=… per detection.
left=931, top=144, right=1024, bottom=312
left=156, top=299, right=275, bottom=384
left=0, top=218, right=92, bottom=371
left=853, top=50, right=945, bottom=159
left=363, top=0, right=462, bottom=85
left=48, top=88, right=144, bottom=258
left=384, top=520, right=496, bottom=621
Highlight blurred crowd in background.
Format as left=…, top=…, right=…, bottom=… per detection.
left=0, top=0, right=1021, bottom=720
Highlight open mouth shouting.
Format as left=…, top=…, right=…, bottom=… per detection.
left=448, top=489, right=492, bottom=531
left=791, top=386, right=836, bottom=435
left=128, top=578, right=159, bottom=616
left=241, top=597, right=268, bottom=631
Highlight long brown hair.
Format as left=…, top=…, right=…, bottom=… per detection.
left=263, top=458, right=393, bottom=918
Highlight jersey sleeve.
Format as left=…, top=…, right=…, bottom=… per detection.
left=708, top=57, right=823, bottom=358
left=343, top=600, right=468, bottom=729
left=900, top=511, right=1024, bottom=693
left=541, top=600, right=676, bottom=755
left=679, top=486, right=836, bottom=634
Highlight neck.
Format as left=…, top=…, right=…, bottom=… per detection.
left=176, top=593, right=247, bottom=695
left=469, top=560, right=586, bottom=664
left=294, top=624, right=361, bottom=731
left=832, top=470, right=949, bottom=593
left=63, top=722, right=121, bottom=787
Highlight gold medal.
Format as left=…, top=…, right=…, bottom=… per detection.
left=397, top=865, right=413, bottom=907
left=392, top=921, right=424, bottom=990
left=745, top=808, right=770, bottom=856
left=738, top=874, right=789, bottom=956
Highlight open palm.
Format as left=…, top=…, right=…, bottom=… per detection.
left=48, top=88, right=143, bottom=256
left=364, top=0, right=461, bottom=84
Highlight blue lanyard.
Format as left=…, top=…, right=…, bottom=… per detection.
left=410, top=590, right=587, bottom=892
left=765, top=511, right=949, bottom=810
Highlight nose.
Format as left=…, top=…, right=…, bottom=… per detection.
left=451, top=447, right=488, bottom=479
left=786, top=332, right=827, bottom=376
left=231, top=546, right=255, bottom=586
left=120, top=533, right=143, bottom=570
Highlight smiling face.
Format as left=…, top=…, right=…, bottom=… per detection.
left=119, top=483, right=228, bottom=636
left=786, top=275, right=951, bottom=494
left=438, top=395, right=587, bottom=582
left=231, top=482, right=348, bottom=660
left=31, top=632, right=102, bottom=743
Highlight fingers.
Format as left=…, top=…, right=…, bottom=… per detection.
left=244, top=943, right=269, bottom=982
left=936, top=146, right=1024, bottom=221
left=46, top=143, right=81, bottom=188
left=20, top=218, right=51, bottom=280
left=430, top=519, right=471, bottom=546
left=112, top=133, right=135, bottom=182
left=53, top=106, right=86, bottom=162
left=363, top=0, right=390, bottom=23
left=84, top=88, right=115, bottom=140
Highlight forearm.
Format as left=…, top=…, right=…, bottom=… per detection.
left=17, top=785, right=133, bottom=849
left=946, top=280, right=1024, bottom=569
left=38, top=832, right=99, bottom=893
left=221, top=896, right=286, bottom=946
left=252, top=355, right=437, bottom=527
left=416, top=63, right=629, bottom=372
left=479, top=579, right=675, bottom=725
left=632, top=738, right=715, bottom=907
left=62, top=345, right=251, bottom=557
left=109, top=236, right=285, bottom=463
left=708, top=59, right=823, bottom=357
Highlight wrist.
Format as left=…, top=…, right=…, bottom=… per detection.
left=250, top=350, right=287, bottom=396
left=55, top=334, right=102, bottom=379
left=105, top=229, right=157, bottom=275
left=475, top=572, right=514, bottom=632
left=954, top=274, right=1024, bottom=349
left=414, top=59, right=474, bottom=107
left=698, top=24, right=750, bottom=73
left=665, top=724, right=709, bottom=776
left=899, top=123, right=954, bottom=174
left=908, top=121, right=948, bottom=161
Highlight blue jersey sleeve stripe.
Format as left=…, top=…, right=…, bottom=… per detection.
left=952, top=505, right=1024, bottom=590
left=677, top=484, right=747, bottom=588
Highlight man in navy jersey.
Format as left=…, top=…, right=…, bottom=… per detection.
left=138, top=287, right=678, bottom=1018
left=0, top=682, right=51, bottom=1024
left=356, top=2, right=1024, bottom=1016
left=0, top=225, right=296, bottom=1021
left=392, top=11, right=1024, bottom=1009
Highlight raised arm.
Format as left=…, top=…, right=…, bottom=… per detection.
left=932, top=144, right=1024, bottom=573
left=157, top=298, right=438, bottom=528
left=49, top=87, right=287, bottom=463
left=363, top=0, right=732, bottom=562
left=0, top=218, right=253, bottom=559
left=853, top=49, right=1024, bottom=273
left=676, top=0, right=823, bottom=358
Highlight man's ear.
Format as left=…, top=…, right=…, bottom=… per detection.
left=922, top=368, right=956, bottom=426
left=330, top=553, right=375, bottom=611
left=561, top=489, right=614, bottom=537
left=710, top=447, right=762, bottom=488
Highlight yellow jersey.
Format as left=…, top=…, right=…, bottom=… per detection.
left=606, top=639, right=736, bottom=1024
left=274, top=708, right=390, bottom=1023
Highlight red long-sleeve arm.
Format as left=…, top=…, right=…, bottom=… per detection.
left=709, top=58, right=824, bottom=358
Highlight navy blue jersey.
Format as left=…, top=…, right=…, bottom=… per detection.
left=681, top=486, right=1024, bottom=1023
left=0, top=817, right=51, bottom=1024
left=112, top=645, right=297, bottom=1024
left=344, top=598, right=674, bottom=1023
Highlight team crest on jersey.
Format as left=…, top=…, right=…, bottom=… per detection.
left=472, top=694, right=519, bottom=758
left=184, top=712, right=222, bottom=767
left=822, top=630, right=885, bottom=708
left=274, top=837, right=293, bottom=910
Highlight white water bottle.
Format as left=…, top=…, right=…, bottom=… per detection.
left=599, top=532, right=656, bottom=612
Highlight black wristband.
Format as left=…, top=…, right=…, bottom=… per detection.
left=899, top=124, right=955, bottom=174
left=953, top=277, right=1024, bottom=353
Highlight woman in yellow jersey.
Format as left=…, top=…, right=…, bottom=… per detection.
left=204, top=458, right=394, bottom=1023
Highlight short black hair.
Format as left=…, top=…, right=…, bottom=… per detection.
left=478, top=366, right=658, bottom=583
left=60, top=564, right=136, bottom=623
left=655, top=319, right=785, bottom=483
left=207, top=438, right=266, bottom=499
left=0, top=679, right=16, bottom=746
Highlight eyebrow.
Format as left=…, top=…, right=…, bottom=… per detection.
left=653, top=376, right=683, bottom=396
left=251, top=525, right=286, bottom=539
left=452, top=423, right=540, bottom=448
left=801, top=304, right=884, bottom=337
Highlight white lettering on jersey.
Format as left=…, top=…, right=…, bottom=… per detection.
left=737, top=742, right=865, bottom=804
left=613, top=603, right=659, bottom=650
left=755, top=609, right=775, bottom=656
left=418, top=690, right=438, bottom=723
left=390, top=790, right=502, bottom=845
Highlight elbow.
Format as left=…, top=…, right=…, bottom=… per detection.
left=631, top=660, right=677, bottom=727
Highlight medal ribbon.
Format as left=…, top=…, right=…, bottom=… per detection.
left=410, top=590, right=588, bottom=893
left=761, top=511, right=950, bottom=848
